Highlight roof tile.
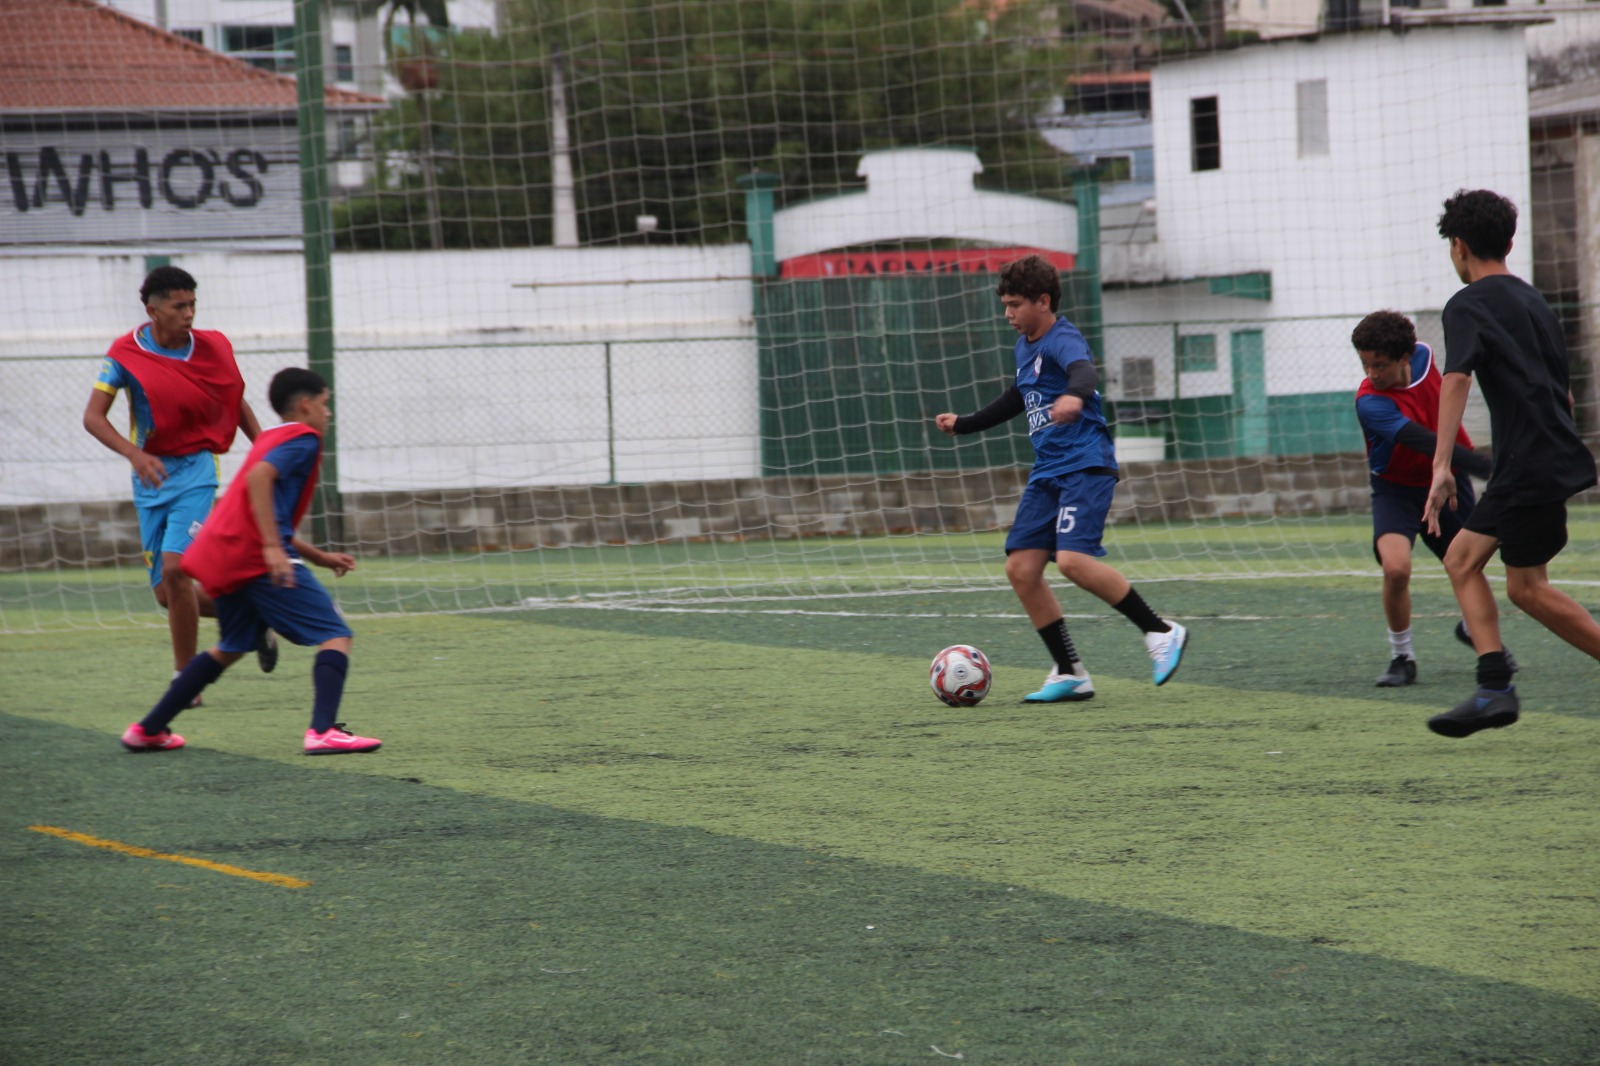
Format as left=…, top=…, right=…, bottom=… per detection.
left=0, top=0, right=385, bottom=112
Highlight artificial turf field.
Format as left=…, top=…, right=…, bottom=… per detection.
left=3, top=531, right=1599, bottom=1064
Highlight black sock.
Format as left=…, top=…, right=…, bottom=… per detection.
left=1037, top=619, right=1081, bottom=674
left=141, top=653, right=225, bottom=735
left=1476, top=652, right=1513, bottom=691
left=1113, top=588, right=1170, bottom=634
left=310, top=649, right=350, bottom=734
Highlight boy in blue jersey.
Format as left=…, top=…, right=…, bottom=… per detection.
left=936, top=255, right=1188, bottom=702
left=1351, top=310, right=1497, bottom=687
left=83, top=267, right=277, bottom=697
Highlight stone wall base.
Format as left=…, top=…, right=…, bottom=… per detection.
left=0, top=455, right=1374, bottom=570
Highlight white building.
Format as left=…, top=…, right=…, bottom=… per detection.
left=97, top=1, right=499, bottom=96
left=1096, top=22, right=1533, bottom=457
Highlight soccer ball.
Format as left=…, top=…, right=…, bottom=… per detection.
left=929, top=644, right=993, bottom=707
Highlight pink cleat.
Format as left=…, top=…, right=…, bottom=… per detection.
left=121, top=722, right=185, bottom=752
left=304, top=724, right=382, bottom=755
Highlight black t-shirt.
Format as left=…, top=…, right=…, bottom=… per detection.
left=1442, top=274, right=1596, bottom=504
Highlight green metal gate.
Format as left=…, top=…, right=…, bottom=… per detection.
left=755, top=272, right=1098, bottom=477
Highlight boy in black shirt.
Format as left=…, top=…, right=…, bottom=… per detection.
left=1424, top=189, right=1600, bottom=737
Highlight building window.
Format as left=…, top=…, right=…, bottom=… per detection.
left=1190, top=96, right=1220, bottom=172
left=335, top=44, right=355, bottom=83
left=1179, top=333, right=1218, bottom=372
left=1296, top=80, right=1329, bottom=158
left=1093, top=155, right=1133, bottom=182
left=221, top=25, right=295, bottom=73
left=172, top=28, right=204, bottom=45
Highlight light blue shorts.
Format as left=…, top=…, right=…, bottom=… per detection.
left=133, top=453, right=218, bottom=587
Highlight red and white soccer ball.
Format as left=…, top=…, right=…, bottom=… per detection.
left=929, top=644, right=993, bottom=707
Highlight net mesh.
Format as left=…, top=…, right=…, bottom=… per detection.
left=2, top=0, right=1595, bottom=633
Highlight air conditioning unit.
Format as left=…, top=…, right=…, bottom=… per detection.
left=1120, top=357, right=1156, bottom=399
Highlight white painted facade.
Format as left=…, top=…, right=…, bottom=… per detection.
left=1098, top=23, right=1529, bottom=423
left=772, top=150, right=1078, bottom=261
left=1149, top=25, right=1530, bottom=315
left=0, top=246, right=758, bottom=505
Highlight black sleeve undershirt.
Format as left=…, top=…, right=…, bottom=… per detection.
left=952, top=385, right=1023, bottom=435
left=1394, top=421, right=1493, bottom=479
left=1064, top=359, right=1099, bottom=402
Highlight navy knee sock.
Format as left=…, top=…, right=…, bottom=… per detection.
left=141, top=653, right=225, bottom=734
left=310, top=649, right=350, bottom=734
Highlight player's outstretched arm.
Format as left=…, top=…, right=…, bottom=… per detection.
left=293, top=537, right=356, bottom=577
left=941, top=386, right=1025, bottom=437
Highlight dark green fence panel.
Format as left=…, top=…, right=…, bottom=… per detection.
left=756, top=272, right=1097, bottom=477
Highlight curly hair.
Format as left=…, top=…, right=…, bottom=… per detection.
left=139, top=265, right=198, bottom=305
left=996, top=254, right=1061, bottom=312
left=1350, top=310, right=1416, bottom=360
left=1437, top=189, right=1517, bottom=261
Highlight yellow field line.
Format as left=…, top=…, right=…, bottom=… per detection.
left=27, top=825, right=310, bottom=889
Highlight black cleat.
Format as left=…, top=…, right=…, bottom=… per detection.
left=1454, top=621, right=1518, bottom=674
left=1375, top=656, right=1417, bottom=687
left=256, top=624, right=279, bottom=674
left=1427, top=687, right=1520, bottom=738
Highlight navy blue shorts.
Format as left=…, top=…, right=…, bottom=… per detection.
left=215, top=565, right=353, bottom=653
left=1006, top=471, right=1118, bottom=557
left=1370, top=475, right=1473, bottom=564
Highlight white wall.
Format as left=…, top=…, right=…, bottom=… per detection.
left=0, top=246, right=758, bottom=505
left=1150, top=25, right=1532, bottom=319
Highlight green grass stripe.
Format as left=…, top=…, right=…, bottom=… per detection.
left=5, top=612, right=1597, bottom=1011
left=4, top=712, right=1597, bottom=1066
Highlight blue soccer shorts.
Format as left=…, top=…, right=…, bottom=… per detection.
left=215, top=564, right=354, bottom=653
left=1005, top=470, right=1118, bottom=558
left=133, top=454, right=217, bottom=587
left=1370, top=474, right=1474, bottom=565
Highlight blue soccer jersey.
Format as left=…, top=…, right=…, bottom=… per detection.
left=1015, top=317, right=1117, bottom=481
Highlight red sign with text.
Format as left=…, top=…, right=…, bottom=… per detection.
left=779, top=247, right=1075, bottom=278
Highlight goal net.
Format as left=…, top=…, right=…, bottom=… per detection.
left=2, top=0, right=1595, bottom=633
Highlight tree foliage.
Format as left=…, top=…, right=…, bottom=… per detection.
left=335, top=0, right=1079, bottom=250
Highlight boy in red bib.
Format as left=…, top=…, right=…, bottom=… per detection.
left=1352, top=310, right=1498, bottom=687
left=122, top=368, right=381, bottom=756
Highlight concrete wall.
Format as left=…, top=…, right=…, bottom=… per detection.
left=0, top=455, right=1376, bottom=571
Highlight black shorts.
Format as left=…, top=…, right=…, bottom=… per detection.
left=1370, top=476, right=1472, bottom=565
left=1463, top=494, right=1570, bottom=568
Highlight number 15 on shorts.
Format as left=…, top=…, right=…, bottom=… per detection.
left=1057, top=506, right=1078, bottom=533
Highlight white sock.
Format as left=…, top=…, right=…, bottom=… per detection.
left=1388, top=628, right=1414, bottom=661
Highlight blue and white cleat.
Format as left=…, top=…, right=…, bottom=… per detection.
left=1145, top=622, right=1189, bottom=686
left=1023, top=669, right=1095, bottom=703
